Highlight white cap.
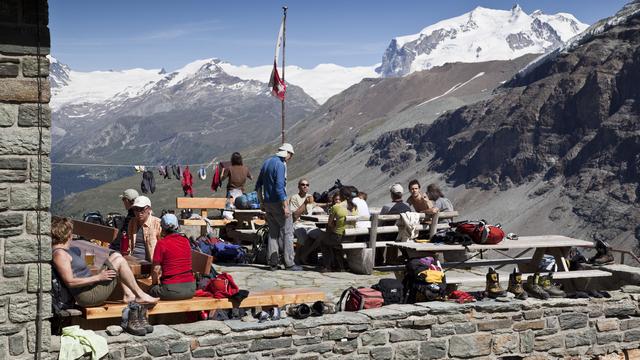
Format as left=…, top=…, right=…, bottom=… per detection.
left=132, top=195, right=151, bottom=208
left=276, top=143, right=295, bottom=157
left=389, top=183, right=403, bottom=195
left=119, top=189, right=139, bottom=201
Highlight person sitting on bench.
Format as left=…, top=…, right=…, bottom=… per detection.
left=426, top=183, right=455, bottom=221
left=51, top=217, right=159, bottom=307
left=319, top=187, right=359, bottom=272
left=407, top=179, right=438, bottom=216
left=127, top=196, right=161, bottom=261
left=221, top=152, right=252, bottom=206
left=290, top=178, right=324, bottom=265
left=149, top=214, right=196, bottom=300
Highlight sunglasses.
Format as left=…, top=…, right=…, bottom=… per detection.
left=299, top=183, right=309, bottom=187
left=133, top=207, right=148, bottom=212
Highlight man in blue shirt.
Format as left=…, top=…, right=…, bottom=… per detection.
left=255, top=143, right=302, bottom=271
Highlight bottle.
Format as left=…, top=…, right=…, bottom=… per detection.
left=121, top=231, right=129, bottom=255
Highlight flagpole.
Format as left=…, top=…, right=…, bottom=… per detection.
left=281, top=6, right=287, bottom=145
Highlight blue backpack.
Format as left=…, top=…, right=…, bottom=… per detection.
left=234, top=191, right=260, bottom=209
left=212, top=242, right=248, bottom=264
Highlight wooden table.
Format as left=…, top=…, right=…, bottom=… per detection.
left=70, top=240, right=151, bottom=278
left=387, top=235, right=596, bottom=273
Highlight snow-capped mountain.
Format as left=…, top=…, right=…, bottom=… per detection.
left=377, top=5, right=588, bottom=77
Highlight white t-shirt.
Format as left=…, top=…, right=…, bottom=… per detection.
left=352, top=198, right=371, bottom=228
left=290, top=193, right=314, bottom=217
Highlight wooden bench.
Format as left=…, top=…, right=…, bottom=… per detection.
left=177, top=197, right=265, bottom=236
left=81, top=288, right=326, bottom=319
left=72, top=219, right=118, bottom=245
left=445, top=269, right=612, bottom=286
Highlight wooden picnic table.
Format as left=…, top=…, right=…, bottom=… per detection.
left=387, top=235, right=595, bottom=273
left=70, top=239, right=152, bottom=278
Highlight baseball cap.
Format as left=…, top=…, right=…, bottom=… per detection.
left=160, top=213, right=180, bottom=231
left=276, top=143, right=295, bottom=157
left=390, top=183, right=403, bottom=195
left=119, top=189, right=139, bottom=201
left=132, top=195, right=151, bottom=208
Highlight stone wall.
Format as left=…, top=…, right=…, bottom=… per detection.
left=0, top=0, right=52, bottom=359
left=51, top=293, right=640, bottom=359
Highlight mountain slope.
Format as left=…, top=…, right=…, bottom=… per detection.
left=368, top=1, right=640, bottom=250
left=377, top=5, right=587, bottom=77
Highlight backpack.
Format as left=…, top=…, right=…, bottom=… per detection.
left=250, top=225, right=269, bottom=265
left=455, top=220, right=505, bottom=245
left=403, top=257, right=447, bottom=303
left=337, top=287, right=384, bottom=311
left=106, top=212, right=125, bottom=230
left=372, top=279, right=404, bottom=305
left=204, top=273, right=239, bottom=299
left=51, top=267, right=75, bottom=314
left=431, top=231, right=473, bottom=246
left=82, top=211, right=104, bottom=225
left=234, top=191, right=261, bottom=210
left=212, top=242, right=248, bottom=264
left=313, top=179, right=343, bottom=203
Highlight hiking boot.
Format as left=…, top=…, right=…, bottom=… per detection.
left=507, top=269, right=528, bottom=300
left=590, top=252, right=614, bottom=266
left=485, top=267, right=506, bottom=298
left=125, top=303, right=147, bottom=336
left=538, top=272, right=565, bottom=298
left=137, top=304, right=154, bottom=334
left=285, top=265, right=303, bottom=271
left=523, top=273, right=549, bottom=300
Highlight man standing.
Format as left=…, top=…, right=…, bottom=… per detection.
left=110, top=189, right=138, bottom=252
left=255, top=143, right=302, bottom=271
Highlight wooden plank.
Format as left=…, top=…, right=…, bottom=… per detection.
left=446, top=269, right=612, bottom=285
left=341, top=241, right=395, bottom=250
left=387, top=236, right=595, bottom=252
left=191, top=250, right=213, bottom=275
left=368, top=213, right=379, bottom=250
left=83, top=288, right=326, bottom=319
left=179, top=219, right=232, bottom=227
left=176, top=197, right=227, bottom=209
left=344, top=223, right=450, bottom=237
left=70, top=240, right=110, bottom=268
left=72, top=220, right=118, bottom=244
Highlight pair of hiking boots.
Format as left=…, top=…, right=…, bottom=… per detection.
left=485, top=268, right=565, bottom=300
left=122, top=302, right=153, bottom=336
left=589, top=240, right=615, bottom=266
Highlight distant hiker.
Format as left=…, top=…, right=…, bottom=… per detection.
left=319, top=187, right=359, bottom=272
left=290, top=179, right=323, bottom=265
left=110, top=189, right=138, bottom=253
left=426, top=183, right=454, bottom=214
left=255, top=143, right=301, bottom=271
left=221, top=152, right=252, bottom=204
left=407, top=179, right=438, bottom=215
left=149, top=214, right=196, bottom=300
left=126, top=196, right=162, bottom=262
left=51, top=216, right=158, bottom=307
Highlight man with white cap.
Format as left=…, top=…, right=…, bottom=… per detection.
left=110, top=189, right=139, bottom=252
left=126, top=195, right=162, bottom=261
left=379, top=183, right=412, bottom=244
left=255, top=143, right=302, bottom=271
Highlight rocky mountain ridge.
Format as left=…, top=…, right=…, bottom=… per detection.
left=367, top=1, right=640, bottom=249
left=377, top=5, right=587, bottom=77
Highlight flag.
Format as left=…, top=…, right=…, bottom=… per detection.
left=269, top=17, right=286, bottom=101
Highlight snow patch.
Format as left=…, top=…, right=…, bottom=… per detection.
left=417, top=72, right=485, bottom=107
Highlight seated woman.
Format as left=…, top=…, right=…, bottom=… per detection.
left=149, top=214, right=196, bottom=300
left=319, top=187, right=358, bottom=272
left=221, top=152, right=252, bottom=206
left=51, top=217, right=158, bottom=307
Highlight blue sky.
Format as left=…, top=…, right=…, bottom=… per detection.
left=50, top=0, right=630, bottom=71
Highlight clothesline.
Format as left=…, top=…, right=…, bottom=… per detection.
left=51, top=159, right=217, bottom=168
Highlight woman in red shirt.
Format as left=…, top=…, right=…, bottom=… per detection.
left=149, top=214, right=195, bottom=300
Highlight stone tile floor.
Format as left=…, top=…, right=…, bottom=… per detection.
left=214, top=264, right=487, bottom=303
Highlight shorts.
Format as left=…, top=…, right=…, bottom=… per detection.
left=73, top=260, right=118, bottom=307
left=149, top=281, right=196, bottom=301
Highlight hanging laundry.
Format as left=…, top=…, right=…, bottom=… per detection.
left=163, top=165, right=171, bottom=179
left=134, top=165, right=146, bottom=173
left=158, top=166, right=167, bottom=178
left=211, top=162, right=223, bottom=192
left=172, top=165, right=181, bottom=180
left=141, top=170, right=156, bottom=194
left=198, top=166, right=207, bottom=180
left=182, top=166, right=194, bottom=197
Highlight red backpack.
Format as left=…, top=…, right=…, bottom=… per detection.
left=337, top=287, right=384, bottom=311
left=455, top=220, right=505, bottom=245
